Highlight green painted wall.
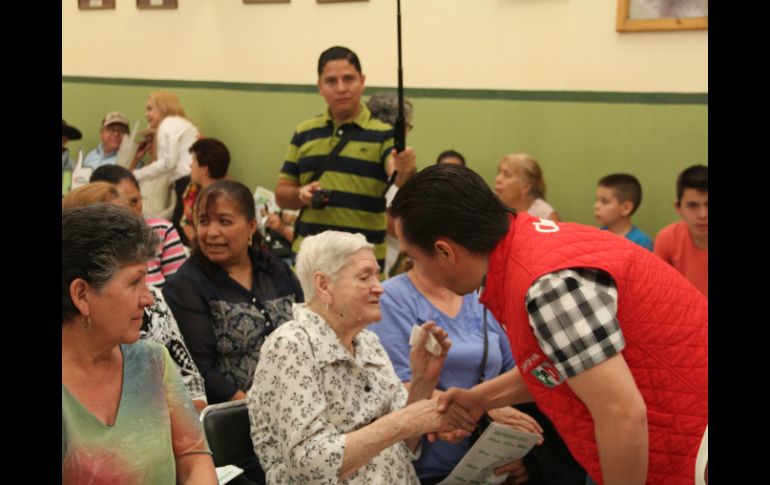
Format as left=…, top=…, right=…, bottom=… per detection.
left=62, top=78, right=707, bottom=238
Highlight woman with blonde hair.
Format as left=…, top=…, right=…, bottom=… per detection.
left=494, top=153, right=559, bottom=221
left=131, top=90, right=199, bottom=224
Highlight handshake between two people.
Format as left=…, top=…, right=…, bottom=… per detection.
left=400, top=321, right=544, bottom=445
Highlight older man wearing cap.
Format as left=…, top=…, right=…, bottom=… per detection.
left=83, top=111, right=131, bottom=170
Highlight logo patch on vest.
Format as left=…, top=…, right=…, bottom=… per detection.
left=520, top=352, right=564, bottom=388
left=533, top=218, right=560, bottom=233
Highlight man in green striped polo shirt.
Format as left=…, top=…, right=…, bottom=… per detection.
left=275, top=46, right=417, bottom=273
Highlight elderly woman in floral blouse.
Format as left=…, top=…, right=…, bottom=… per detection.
left=248, top=231, right=475, bottom=484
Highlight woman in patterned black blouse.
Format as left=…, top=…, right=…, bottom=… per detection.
left=164, top=180, right=304, bottom=405
left=248, top=231, right=476, bottom=485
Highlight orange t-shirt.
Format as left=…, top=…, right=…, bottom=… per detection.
left=654, top=220, right=708, bottom=298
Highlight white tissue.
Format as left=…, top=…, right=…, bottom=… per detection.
left=410, top=324, right=443, bottom=356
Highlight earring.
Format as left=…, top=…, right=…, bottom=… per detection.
left=81, top=315, right=92, bottom=330
left=248, top=235, right=253, bottom=246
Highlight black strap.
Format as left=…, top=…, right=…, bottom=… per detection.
left=295, top=124, right=362, bottom=235
left=309, top=124, right=361, bottom=184
left=475, top=308, right=489, bottom=385
left=469, top=308, right=492, bottom=444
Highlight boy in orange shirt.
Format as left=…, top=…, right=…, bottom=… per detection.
left=654, top=165, right=708, bottom=298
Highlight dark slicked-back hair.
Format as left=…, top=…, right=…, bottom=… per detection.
left=318, top=46, right=362, bottom=76
left=390, top=164, right=511, bottom=255
left=62, top=203, right=158, bottom=322
left=676, top=165, right=708, bottom=203
left=190, top=138, right=230, bottom=179
left=436, top=149, right=466, bottom=166
left=91, top=164, right=140, bottom=190
left=598, top=173, right=643, bottom=215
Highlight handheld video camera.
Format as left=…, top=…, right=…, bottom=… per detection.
left=310, top=189, right=333, bottom=209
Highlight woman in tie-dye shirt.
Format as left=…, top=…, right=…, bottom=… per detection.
left=62, top=203, right=216, bottom=485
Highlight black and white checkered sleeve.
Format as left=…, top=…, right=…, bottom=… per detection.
left=525, top=268, right=625, bottom=380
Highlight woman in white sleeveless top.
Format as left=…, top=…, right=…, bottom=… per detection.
left=131, top=91, right=199, bottom=221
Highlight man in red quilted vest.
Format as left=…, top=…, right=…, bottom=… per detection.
left=390, top=165, right=708, bottom=485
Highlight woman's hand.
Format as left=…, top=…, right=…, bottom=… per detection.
left=429, top=428, right=473, bottom=444
left=266, top=213, right=284, bottom=231
left=130, top=136, right=154, bottom=170
left=409, top=321, right=451, bottom=385
left=402, top=397, right=476, bottom=438
left=135, top=139, right=150, bottom=159
left=487, top=406, right=544, bottom=440
left=483, top=408, right=542, bottom=485
left=494, top=458, right=529, bottom=485
left=183, top=225, right=197, bottom=247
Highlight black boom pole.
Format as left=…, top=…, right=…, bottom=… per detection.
left=394, top=0, right=406, bottom=153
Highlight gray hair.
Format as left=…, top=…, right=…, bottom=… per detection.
left=62, top=203, right=159, bottom=323
left=500, top=153, right=547, bottom=199
left=366, top=91, right=414, bottom=127
left=295, top=231, right=374, bottom=302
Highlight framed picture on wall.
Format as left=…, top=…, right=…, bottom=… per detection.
left=616, top=0, right=708, bottom=32
left=137, top=0, right=178, bottom=9
left=78, top=0, right=116, bottom=9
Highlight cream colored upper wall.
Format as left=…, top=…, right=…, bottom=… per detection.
left=62, top=0, right=707, bottom=93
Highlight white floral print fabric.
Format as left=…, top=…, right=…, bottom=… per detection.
left=248, top=303, right=420, bottom=485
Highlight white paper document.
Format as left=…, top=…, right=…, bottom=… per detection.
left=215, top=464, right=244, bottom=484
left=437, top=422, right=540, bottom=485
left=115, top=121, right=143, bottom=168
left=253, top=186, right=278, bottom=214
left=70, top=149, right=90, bottom=190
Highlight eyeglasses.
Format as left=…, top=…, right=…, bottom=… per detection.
left=104, top=126, right=128, bottom=135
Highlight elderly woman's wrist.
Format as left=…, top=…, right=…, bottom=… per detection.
left=374, top=408, right=411, bottom=442
left=407, top=376, right=437, bottom=402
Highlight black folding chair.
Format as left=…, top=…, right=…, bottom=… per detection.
left=200, top=399, right=265, bottom=485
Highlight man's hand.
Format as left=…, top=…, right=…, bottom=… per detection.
left=437, top=387, right=486, bottom=421
left=390, top=147, right=416, bottom=174
left=388, top=147, right=417, bottom=188
left=298, top=181, right=322, bottom=207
